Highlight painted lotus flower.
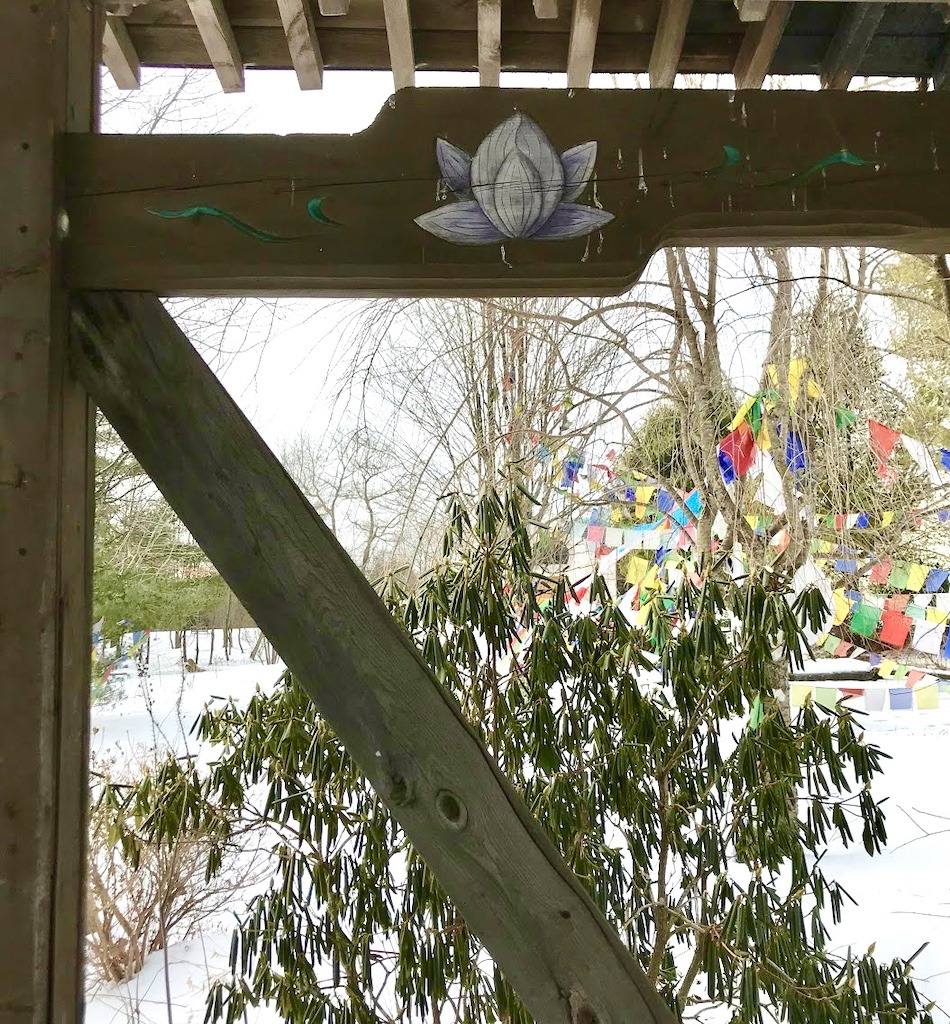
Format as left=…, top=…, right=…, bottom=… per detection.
left=415, top=112, right=614, bottom=245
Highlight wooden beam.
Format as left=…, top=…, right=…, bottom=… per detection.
left=533, top=0, right=558, bottom=17
left=70, top=290, right=677, bottom=1024
left=820, top=2, right=886, bottom=90
left=733, top=1, right=793, bottom=88
left=317, top=0, right=350, bottom=13
left=275, top=0, right=324, bottom=89
left=648, top=0, right=693, bottom=88
left=1, top=4, right=97, bottom=1024
left=383, top=0, right=415, bottom=89
left=734, top=0, right=770, bottom=22
left=477, top=0, right=501, bottom=87
left=185, top=0, right=244, bottom=92
left=103, top=14, right=141, bottom=89
left=566, top=0, right=602, bottom=88
left=64, top=89, right=950, bottom=297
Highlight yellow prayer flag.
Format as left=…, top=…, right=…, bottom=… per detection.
left=745, top=515, right=758, bottom=530
left=790, top=684, right=812, bottom=708
left=626, top=556, right=650, bottom=585
left=914, top=683, right=939, bottom=710
left=730, top=394, right=757, bottom=431
left=882, top=511, right=895, bottom=526
left=807, top=378, right=823, bottom=399
left=788, top=359, right=807, bottom=402
left=609, top=506, right=623, bottom=524
left=906, top=564, right=928, bottom=591
left=832, top=590, right=851, bottom=626
left=878, top=658, right=898, bottom=678
left=926, top=608, right=950, bottom=624
left=641, top=565, right=661, bottom=592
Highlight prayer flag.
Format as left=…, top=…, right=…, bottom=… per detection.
left=906, top=564, right=928, bottom=592
left=870, top=559, right=891, bottom=585
left=835, top=407, right=858, bottom=431
left=849, top=603, right=881, bottom=637
left=625, top=556, right=650, bottom=585
left=887, top=562, right=910, bottom=590
left=814, top=687, right=837, bottom=709
left=785, top=429, right=807, bottom=476
left=869, top=420, right=900, bottom=483
left=832, top=591, right=851, bottom=625
left=718, top=422, right=757, bottom=478
left=878, top=610, right=911, bottom=648
left=790, top=684, right=812, bottom=708
left=914, top=682, right=939, bottom=710
left=924, top=568, right=950, bottom=593
left=888, top=687, right=913, bottom=710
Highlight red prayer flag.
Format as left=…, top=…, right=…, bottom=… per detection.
left=869, top=558, right=891, bottom=585
left=878, top=609, right=912, bottom=648
left=869, top=419, right=900, bottom=483
left=718, top=422, right=757, bottom=478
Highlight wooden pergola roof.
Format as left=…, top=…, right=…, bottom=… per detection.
left=102, top=0, right=950, bottom=96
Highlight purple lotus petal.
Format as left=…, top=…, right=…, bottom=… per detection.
left=491, top=151, right=544, bottom=237
left=436, top=138, right=473, bottom=197
left=414, top=200, right=505, bottom=245
left=528, top=202, right=615, bottom=240
left=560, top=141, right=597, bottom=201
left=472, top=112, right=565, bottom=237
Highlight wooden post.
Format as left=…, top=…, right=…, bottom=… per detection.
left=71, top=291, right=676, bottom=1024
left=0, top=5, right=98, bottom=1024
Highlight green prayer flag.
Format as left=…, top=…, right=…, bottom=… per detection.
left=815, top=687, right=838, bottom=709
left=835, top=407, right=858, bottom=431
left=849, top=603, right=882, bottom=638
left=748, top=695, right=765, bottom=730
left=888, top=562, right=910, bottom=590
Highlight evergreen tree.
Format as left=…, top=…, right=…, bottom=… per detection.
left=101, top=488, right=934, bottom=1024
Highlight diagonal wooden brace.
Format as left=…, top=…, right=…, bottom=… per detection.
left=70, top=291, right=675, bottom=1024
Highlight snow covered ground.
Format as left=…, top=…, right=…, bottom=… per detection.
left=86, top=632, right=950, bottom=1024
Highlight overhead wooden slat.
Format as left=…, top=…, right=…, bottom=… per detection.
left=477, top=0, right=502, bottom=87
left=820, top=2, right=887, bottom=89
left=275, top=0, right=324, bottom=89
left=533, top=0, right=559, bottom=17
left=317, top=0, right=351, bottom=14
left=383, top=0, right=415, bottom=89
left=734, top=0, right=770, bottom=23
left=102, top=15, right=142, bottom=90
left=648, top=0, right=693, bottom=88
left=185, top=0, right=245, bottom=92
left=733, top=1, right=793, bottom=88
left=566, top=0, right=603, bottom=88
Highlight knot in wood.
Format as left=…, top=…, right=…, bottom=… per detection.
left=435, top=789, right=467, bottom=832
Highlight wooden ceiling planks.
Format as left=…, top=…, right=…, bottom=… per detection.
left=103, top=0, right=950, bottom=93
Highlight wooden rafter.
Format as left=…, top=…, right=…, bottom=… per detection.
left=185, top=0, right=244, bottom=92
left=733, top=1, right=793, bottom=89
left=735, top=0, right=771, bottom=23
left=102, top=15, right=141, bottom=90
left=317, top=0, right=350, bottom=14
left=477, top=0, right=502, bottom=87
left=70, top=290, right=678, bottom=1024
left=820, top=2, right=886, bottom=90
left=275, top=0, right=324, bottom=90
left=649, top=0, right=693, bottom=89
left=383, top=0, right=415, bottom=90
left=566, top=0, right=602, bottom=88
left=533, top=0, right=558, bottom=18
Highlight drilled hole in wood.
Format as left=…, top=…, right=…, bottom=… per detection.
left=435, top=789, right=467, bottom=831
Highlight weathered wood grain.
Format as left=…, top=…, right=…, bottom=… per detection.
left=70, top=290, right=676, bottom=1024
left=65, top=88, right=950, bottom=297
left=0, top=4, right=97, bottom=1024
left=733, top=1, right=793, bottom=88
left=648, top=0, right=693, bottom=86
left=275, top=0, right=324, bottom=89
left=103, top=14, right=142, bottom=88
